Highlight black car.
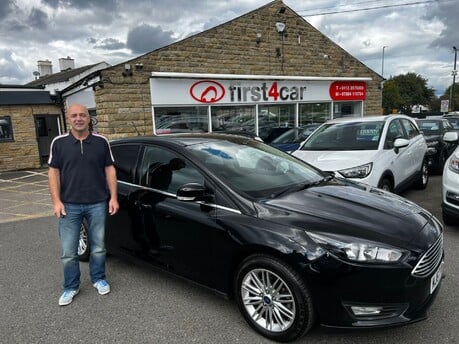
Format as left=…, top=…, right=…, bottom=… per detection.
left=79, top=133, right=443, bottom=342
left=443, top=114, right=459, bottom=130
left=416, top=118, right=456, bottom=173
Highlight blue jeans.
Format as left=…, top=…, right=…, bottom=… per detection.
left=58, top=201, right=107, bottom=291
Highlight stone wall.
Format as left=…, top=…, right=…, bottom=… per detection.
left=95, top=1, right=383, bottom=140
left=0, top=105, right=61, bottom=172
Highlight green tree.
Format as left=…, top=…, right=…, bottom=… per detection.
left=441, top=82, right=459, bottom=111
left=382, top=80, right=402, bottom=115
left=382, top=73, right=436, bottom=114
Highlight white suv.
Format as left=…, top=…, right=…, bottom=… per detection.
left=442, top=131, right=459, bottom=225
left=292, top=115, right=429, bottom=193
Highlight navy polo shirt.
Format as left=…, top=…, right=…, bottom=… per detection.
left=48, top=132, right=114, bottom=204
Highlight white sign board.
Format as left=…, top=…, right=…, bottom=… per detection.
left=441, top=99, right=449, bottom=113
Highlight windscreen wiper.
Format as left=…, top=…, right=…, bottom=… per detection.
left=270, top=175, right=334, bottom=198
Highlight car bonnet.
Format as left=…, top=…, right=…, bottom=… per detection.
left=292, top=150, right=380, bottom=172
left=259, top=181, right=432, bottom=248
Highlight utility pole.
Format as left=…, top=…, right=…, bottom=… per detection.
left=381, top=46, right=388, bottom=78
left=451, top=46, right=457, bottom=112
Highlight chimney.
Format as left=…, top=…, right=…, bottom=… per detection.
left=37, top=60, right=53, bottom=76
left=59, top=56, right=75, bottom=71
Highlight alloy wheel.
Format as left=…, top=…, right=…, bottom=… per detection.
left=241, top=268, right=296, bottom=332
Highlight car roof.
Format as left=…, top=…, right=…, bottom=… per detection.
left=110, top=133, right=257, bottom=147
left=325, top=114, right=412, bottom=124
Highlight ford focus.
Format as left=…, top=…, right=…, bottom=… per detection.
left=79, top=133, right=443, bottom=342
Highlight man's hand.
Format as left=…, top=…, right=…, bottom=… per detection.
left=108, top=198, right=119, bottom=215
left=53, top=201, right=66, bottom=218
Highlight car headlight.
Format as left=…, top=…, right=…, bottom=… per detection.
left=449, top=154, right=459, bottom=173
left=306, top=231, right=408, bottom=263
left=338, top=163, right=372, bottom=179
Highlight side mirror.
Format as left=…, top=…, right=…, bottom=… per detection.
left=393, top=138, right=409, bottom=153
left=176, top=183, right=207, bottom=201
left=443, top=131, right=459, bottom=143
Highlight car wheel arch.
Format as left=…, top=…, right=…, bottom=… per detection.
left=377, top=171, right=395, bottom=191
left=227, top=244, right=308, bottom=298
left=233, top=252, right=317, bottom=341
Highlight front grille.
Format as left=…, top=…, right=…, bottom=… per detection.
left=411, top=234, right=443, bottom=278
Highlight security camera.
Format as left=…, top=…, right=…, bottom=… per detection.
left=275, top=22, right=286, bottom=33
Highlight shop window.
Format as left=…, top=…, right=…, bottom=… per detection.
left=0, top=116, right=14, bottom=142
left=258, top=104, right=295, bottom=142
left=211, top=105, right=256, bottom=134
left=89, top=109, right=98, bottom=132
left=299, top=103, right=331, bottom=125
left=154, top=106, right=208, bottom=134
left=332, top=102, right=362, bottom=119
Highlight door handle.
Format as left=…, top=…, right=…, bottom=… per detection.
left=134, top=200, right=152, bottom=209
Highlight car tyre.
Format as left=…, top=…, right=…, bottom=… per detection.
left=415, top=158, right=429, bottom=190
left=235, top=254, right=315, bottom=342
left=78, top=219, right=90, bottom=262
left=377, top=177, right=393, bottom=192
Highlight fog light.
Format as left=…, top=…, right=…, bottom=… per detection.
left=446, top=191, right=459, bottom=206
left=350, top=306, right=383, bottom=315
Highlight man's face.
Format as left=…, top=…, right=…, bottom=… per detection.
left=67, top=106, right=90, bottom=132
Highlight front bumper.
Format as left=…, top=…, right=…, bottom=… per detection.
left=303, top=252, right=444, bottom=329
left=442, top=157, right=459, bottom=214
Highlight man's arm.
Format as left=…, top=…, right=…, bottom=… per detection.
left=105, top=165, right=119, bottom=215
left=48, top=167, right=66, bottom=218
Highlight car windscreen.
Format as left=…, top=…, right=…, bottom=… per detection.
left=300, top=121, right=384, bottom=151
left=187, top=139, right=326, bottom=199
left=416, top=120, right=441, bottom=135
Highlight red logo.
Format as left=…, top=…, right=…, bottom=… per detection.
left=329, top=81, right=366, bottom=101
left=190, top=80, right=225, bottom=103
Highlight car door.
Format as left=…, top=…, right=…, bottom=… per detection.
left=383, top=118, right=412, bottom=186
left=105, top=143, right=144, bottom=254
left=133, top=144, right=221, bottom=286
left=400, top=118, right=426, bottom=178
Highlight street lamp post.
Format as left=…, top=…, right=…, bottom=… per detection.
left=382, top=46, right=388, bottom=78
left=451, top=46, right=458, bottom=112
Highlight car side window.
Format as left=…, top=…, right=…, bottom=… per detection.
left=384, top=119, right=405, bottom=149
left=401, top=119, right=420, bottom=139
left=140, top=146, right=204, bottom=194
left=111, top=144, right=141, bottom=183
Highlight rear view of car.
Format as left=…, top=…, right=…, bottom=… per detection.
left=442, top=131, right=459, bottom=225
left=416, top=118, right=456, bottom=173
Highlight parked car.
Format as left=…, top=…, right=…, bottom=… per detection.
left=270, top=124, right=321, bottom=152
left=443, top=113, right=459, bottom=130
left=416, top=118, right=456, bottom=173
left=79, top=133, right=443, bottom=342
left=442, top=131, right=459, bottom=225
left=292, top=115, right=429, bottom=193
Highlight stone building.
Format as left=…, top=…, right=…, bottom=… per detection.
left=1, top=0, right=383, bottom=172
left=0, top=87, right=62, bottom=171
left=86, top=0, right=382, bottom=141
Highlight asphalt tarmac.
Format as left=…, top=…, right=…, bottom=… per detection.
left=1, top=170, right=458, bottom=344
left=0, top=169, right=52, bottom=224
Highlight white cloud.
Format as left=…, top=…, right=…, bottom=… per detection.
left=0, top=0, right=456, bottom=96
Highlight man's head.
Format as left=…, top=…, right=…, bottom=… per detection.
left=67, top=103, right=90, bottom=134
